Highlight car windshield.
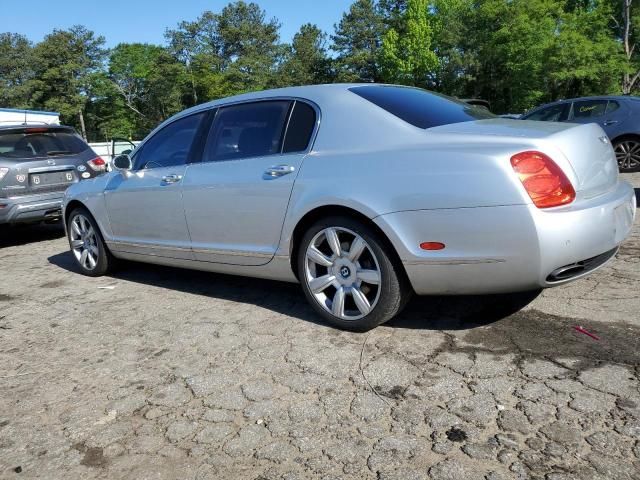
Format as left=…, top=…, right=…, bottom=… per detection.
left=349, top=85, right=495, bottom=129
left=0, top=128, right=88, bottom=160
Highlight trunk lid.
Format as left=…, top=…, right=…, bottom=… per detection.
left=428, top=119, right=618, bottom=199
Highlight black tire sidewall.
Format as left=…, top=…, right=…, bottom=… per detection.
left=297, top=216, right=408, bottom=331
left=67, top=207, right=112, bottom=277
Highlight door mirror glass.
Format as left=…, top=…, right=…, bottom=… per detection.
left=113, top=154, right=132, bottom=171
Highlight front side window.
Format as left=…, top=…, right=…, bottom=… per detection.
left=204, top=101, right=291, bottom=162
left=523, top=104, right=569, bottom=122
left=349, top=85, right=494, bottom=129
left=134, top=112, right=205, bottom=170
left=571, top=100, right=608, bottom=119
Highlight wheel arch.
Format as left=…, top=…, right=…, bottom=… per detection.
left=64, top=199, right=89, bottom=226
left=288, top=204, right=407, bottom=282
left=610, top=132, right=640, bottom=145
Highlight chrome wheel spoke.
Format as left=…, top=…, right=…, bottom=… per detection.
left=307, top=245, right=333, bottom=267
left=87, top=251, right=97, bottom=268
left=71, top=219, right=82, bottom=237
left=325, top=228, right=342, bottom=257
left=309, top=274, right=336, bottom=294
left=351, top=287, right=372, bottom=315
left=332, top=287, right=346, bottom=317
left=80, top=249, right=89, bottom=267
left=347, top=236, right=366, bottom=262
left=357, top=269, right=380, bottom=285
left=71, top=239, right=83, bottom=249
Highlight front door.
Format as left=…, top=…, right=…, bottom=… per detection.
left=104, top=112, right=207, bottom=259
left=181, top=100, right=318, bottom=266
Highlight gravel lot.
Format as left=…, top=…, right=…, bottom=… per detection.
left=1, top=174, right=639, bottom=480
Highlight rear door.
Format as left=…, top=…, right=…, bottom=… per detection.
left=0, top=127, right=94, bottom=199
left=568, top=99, right=611, bottom=130
left=104, top=111, right=208, bottom=259
left=181, top=100, right=318, bottom=266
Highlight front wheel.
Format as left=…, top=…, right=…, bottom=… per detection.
left=297, top=216, right=411, bottom=331
left=614, top=138, right=640, bottom=172
left=67, top=207, right=114, bottom=276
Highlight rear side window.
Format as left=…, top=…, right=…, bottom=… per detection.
left=283, top=101, right=317, bottom=153
left=523, top=104, right=569, bottom=122
left=571, top=100, right=608, bottom=119
left=134, top=112, right=206, bottom=170
left=349, top=85, right=494, bottom=129
left=0, top=128, right=88, bottom=159
left=606, top=101, right=620, bottom=113
left=204, top=101, right=291, bottom=162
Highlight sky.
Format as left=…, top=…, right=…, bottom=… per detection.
left=1, top=0, right=355, bottom=46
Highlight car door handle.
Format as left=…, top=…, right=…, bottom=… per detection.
left=161, top=174, right=183, bottom=184
left=264, top=165, right=295, bottom=177
left=603, top=120, right=619, bottom=126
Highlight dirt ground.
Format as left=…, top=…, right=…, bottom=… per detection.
left=1, top=174, right=639, bottom=480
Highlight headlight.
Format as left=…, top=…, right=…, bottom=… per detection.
left=0, top=167, right=9, bottom=181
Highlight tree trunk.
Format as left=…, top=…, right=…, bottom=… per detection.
left=78, top=109, right=87, bottom=141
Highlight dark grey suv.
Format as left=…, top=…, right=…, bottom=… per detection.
left=0, top=125, right=105, bottom=225
left=521, top=96, right=640, bottom=172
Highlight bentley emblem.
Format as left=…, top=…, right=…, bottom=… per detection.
left=16, top=174, right=26, bottom=183
left=47, top=159, right=56, bottom=166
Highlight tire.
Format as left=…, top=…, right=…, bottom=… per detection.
left=613, top=137, right=640, bottom=173
left=297, top=215, right=411, bottom=331
left=67, top=207, right=114, bottom=277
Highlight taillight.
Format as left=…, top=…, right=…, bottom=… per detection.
left=510, top=151, right=575, bottom=208
left=87, top=157, right=106, bottom=172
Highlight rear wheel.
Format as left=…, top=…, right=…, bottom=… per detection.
left=613, top=137, right=640, bottom=172
left=67, top=207, right=114, bottom=276
left=297, top=216, right=410, bottom=331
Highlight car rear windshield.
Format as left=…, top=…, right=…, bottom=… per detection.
left=0, top=128, right=88, bottom=160
left=349, top=85, right=495, bottom=129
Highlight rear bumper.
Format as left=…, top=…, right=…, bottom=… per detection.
left=0, top=192, right=65, bottom=225
left=375, top=180, right=636, bottom=295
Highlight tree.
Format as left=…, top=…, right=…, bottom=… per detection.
left=165, top=2, right=280, bottom=99
left=0, top=33, right=33, bottom=107
left=332, top=0, right=385, bottom=82
left=28, top=26, right=106, bottom=139
left=108, top=43, right=187, bottom=133
left=278, top=24, right=332, bottom=86
left=379, top=0, right=439, bottom=86
left=613, top=0, right=640, bottom=94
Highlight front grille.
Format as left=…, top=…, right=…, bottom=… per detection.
left=546, top=247, right=618, bottom=283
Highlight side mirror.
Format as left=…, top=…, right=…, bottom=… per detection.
left=113, top=154, right=132, bottom=171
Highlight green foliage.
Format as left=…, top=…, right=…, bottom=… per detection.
left=332, top=0, right=385, bottom=82
left=0, top=0, right=637, bottom=139
left=277, top=24, right=333, bottom=86
left=0, top=33, right=33, bottom=107
left=28, top=26, right=106, bottom=136
left=380, top=0, right=439, bottom=86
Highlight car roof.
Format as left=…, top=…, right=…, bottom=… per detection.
left=529, top=95, right=640, bottom=112
left=0, top=124, right=75, bottom=132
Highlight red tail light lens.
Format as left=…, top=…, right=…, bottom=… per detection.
left=87, top=157, right=106, bottom=172
left=510, top=151, right=575, bottom=208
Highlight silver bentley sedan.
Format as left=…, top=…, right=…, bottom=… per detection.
left=63, top=84, right=636, bottom=331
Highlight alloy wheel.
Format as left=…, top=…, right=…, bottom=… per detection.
left=70, top=214, right=99, bottom=270
left=614, top=140, right=640, bottom=171
left=304, top=227, right=382, bottom=321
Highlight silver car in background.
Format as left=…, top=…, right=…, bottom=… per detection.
left=62, top=84, right=636, bottom=331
